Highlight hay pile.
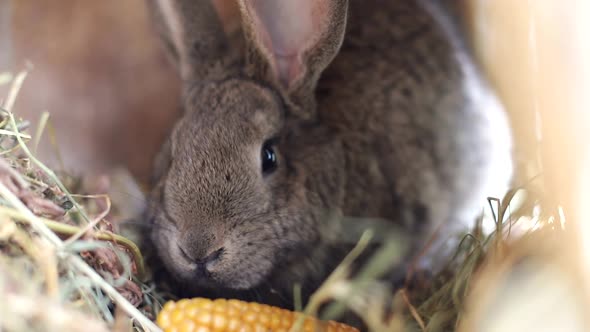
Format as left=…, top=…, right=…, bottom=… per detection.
left=0, top=70, right=572, bottom=332
left=0, top=71, right=163, bottom=332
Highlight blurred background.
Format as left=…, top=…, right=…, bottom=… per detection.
left=0, top=0, right=181, bottom=184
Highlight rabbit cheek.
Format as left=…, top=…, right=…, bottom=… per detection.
left=212, top=243, right=276, bottom=289
left=209, top=222, right=280, bottom=289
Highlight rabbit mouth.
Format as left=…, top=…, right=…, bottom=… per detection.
left=154, top=224, right=274, bottom=291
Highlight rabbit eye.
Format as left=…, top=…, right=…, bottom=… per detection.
left=261, top=142, right=277, bottom=174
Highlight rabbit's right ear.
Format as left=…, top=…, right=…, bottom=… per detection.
left=147, top=0, right=230, bottom=80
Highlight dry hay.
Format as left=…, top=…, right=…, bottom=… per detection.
left=0, top=71, right=163, bottom=332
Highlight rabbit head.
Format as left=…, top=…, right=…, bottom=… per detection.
left=145, top=0, right=349, bottom=292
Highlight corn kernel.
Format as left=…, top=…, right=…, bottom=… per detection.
left=241, top=311, right=258, bottom=324
left=252, top=323, right=266, bottom=332
left=195, top=298, right=214, bottom=310
left=212, top=313, right=228, bottom=331
left=227, top=317, right=241, bottom=332
left=303, top=319, right=316, bottom=332
left=226, top=305, right=240, bottom=317
left=156, top=298, right=359, bottom=332
left=237, top=324, right=252, bottom=332
left=250, top=302, right=264, bottom=313
left=279, top=312, right=293, bottom=329
left=194, top=311, right=213, bottom=325
left=269, top=313, right=281, bottom=329
left=213, top=299, right=228, bottom=312
left=185, top=304, right=200, bottom=318
left=228, top=299, right=247, bottom=311
left=158, top=311, right=171, bottom=329
left=178, top=319, right=197, bottom=332
left=163, top=301, right=177, bottom=312
left=260, top=304, right=272, bottom=314
left=170, top=309, right=186, bottom=324
left=257, top=313, right=271, bottom=327
left=177, top=299, right=191, bottom=309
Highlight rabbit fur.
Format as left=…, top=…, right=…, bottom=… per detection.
left=143, top=0, right=512, bottom=308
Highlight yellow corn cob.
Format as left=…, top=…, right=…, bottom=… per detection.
left=156, top=297, right=359, bottom=332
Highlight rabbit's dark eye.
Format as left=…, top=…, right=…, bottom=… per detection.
left=261, top=142, right=277, bottom=174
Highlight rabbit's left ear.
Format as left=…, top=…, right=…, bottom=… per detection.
left=239, top=0, right=348, bottom=111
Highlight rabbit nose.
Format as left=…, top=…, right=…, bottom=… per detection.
left=179, top=246, right=224, bottom=269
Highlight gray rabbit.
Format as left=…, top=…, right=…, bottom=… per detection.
left=143, top=0, right=512, bottom=308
